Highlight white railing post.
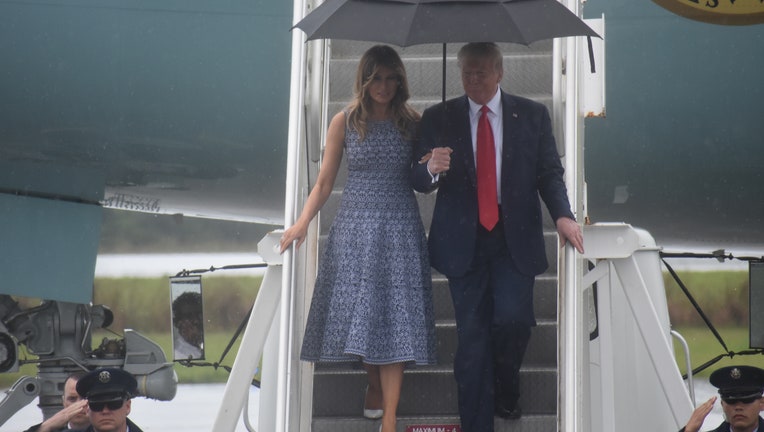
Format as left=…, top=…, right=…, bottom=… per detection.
left=559, top=244, right=584, bottom=432
left=556, top=0, right=586, bottom=428
left=212, top=232, right=283, bottom=432
left=276, top=0, right=309, bottom=429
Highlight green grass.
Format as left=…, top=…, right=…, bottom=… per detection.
left=1, top=274, right=264, bottom=390
left=115, top=330, right=259, bottom=384
left=664, top=270, right=749, bottom=327
left=0, top=330, right=260, bottom=389
left=664, top=270, right=764, bottom=376
left=1, top=270, right=754, bottom=389
left=672, top=326, right=764, bottom=377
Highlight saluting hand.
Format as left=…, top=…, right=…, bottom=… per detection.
left=37, top=399, right=88, bottom=432
left=683, top=396, right=716, bottom=432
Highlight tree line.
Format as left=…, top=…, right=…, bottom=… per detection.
left=99, top=209, right=274, bottom=253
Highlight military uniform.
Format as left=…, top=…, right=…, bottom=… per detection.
left=680, top=365, right=764, bottom=432
left=701, top=417, right=764, bottom=432
left=81, top=418, right=143, bottom=432
left=76, top=368, right=144, bottom=432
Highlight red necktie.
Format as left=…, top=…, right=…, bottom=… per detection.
left=477, top=105, right=498, bottom=231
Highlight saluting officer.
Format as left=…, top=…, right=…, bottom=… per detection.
left=76, top=368, right=144, bottom=432
left=681, top=365, right=764, bottom=432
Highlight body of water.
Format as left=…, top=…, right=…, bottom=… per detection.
left=3, top=383, right=260, bottom=431
left=95, top=253, right=266, bottom=278
left=95, top=252, right=752, bottom=278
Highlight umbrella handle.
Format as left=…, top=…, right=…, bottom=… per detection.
left=442, top=43, right=446, bottom=104
left=587, top=36, right=596, bottom=73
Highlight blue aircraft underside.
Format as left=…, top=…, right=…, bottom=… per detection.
left=0, top=0, right=293, bottom=301
left=1, top=0, right=763, bottom=303
left=584, top=0, right=764, bottom=253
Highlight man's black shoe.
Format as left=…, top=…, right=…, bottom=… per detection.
left=495, top=405, right=522, bottom=420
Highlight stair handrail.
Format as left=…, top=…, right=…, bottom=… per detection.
left=671, top=329, right=696, bottom=405
left=559, top=242, right=584, bottom=432
left=556, top=0, right=586, bottom=427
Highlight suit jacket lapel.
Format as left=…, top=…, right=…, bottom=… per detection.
left=454, top=96, right=477, bottom=186
left=500, top=91, right=520, bottom=187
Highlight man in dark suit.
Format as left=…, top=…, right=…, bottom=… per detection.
left=680, top=365, right=764, bottom=432
left=412, top=42, right=584, bottom=432
left=24, top=372, right=89, bottom=432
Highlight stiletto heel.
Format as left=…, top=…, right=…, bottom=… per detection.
left=363, top=385, right=383, bottom=419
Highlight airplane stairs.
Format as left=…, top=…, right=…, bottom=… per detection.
left=309, top=40, right=561, bottom=432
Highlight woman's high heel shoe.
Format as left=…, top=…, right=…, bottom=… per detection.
left=364, top=407, right=383, bottom=419
left=363, top=386, right=383, bottom=419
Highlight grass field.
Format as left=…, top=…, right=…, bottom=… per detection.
left=0, top=275, right=263, bottom=389
left=672, top=326, right=764, bottom=377
left=0, top=330, right=258, bottom=389
left=664, top=270, right=764, bottom=375
left=663, top=270, right=749, bottom=327
left=1, top=269, right=755, bottom=389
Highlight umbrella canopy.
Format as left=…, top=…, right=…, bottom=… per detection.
left=294, top=0, right=600, bottom=47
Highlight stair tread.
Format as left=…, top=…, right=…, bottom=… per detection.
left=312, top=37, right=559, bottom=428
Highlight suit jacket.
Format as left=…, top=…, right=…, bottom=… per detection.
left=412, top=91, right=574, bottom=278
left=24, top=424, right=83, bottom=432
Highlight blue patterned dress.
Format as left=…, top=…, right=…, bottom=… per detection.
left=300, top=118, right=436, bottom=365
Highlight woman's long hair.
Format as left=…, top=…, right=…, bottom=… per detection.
left=346, top=45, right=420, bottom=142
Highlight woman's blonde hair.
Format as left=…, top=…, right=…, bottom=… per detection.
left=346, top=45, right=420, bottom=142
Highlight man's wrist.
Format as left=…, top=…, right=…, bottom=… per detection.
left=426, top=162, right=439, bottom=184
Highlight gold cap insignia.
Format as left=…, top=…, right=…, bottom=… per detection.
left=98, top=370, right=111, bottom=383
left=731, top=368, right=742, bottom=380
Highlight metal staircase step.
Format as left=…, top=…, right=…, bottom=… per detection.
left=329, top=40, right=553, bottom=59
left=432, top=275, right=559, bottom=322
left=311, top=414, right=557, bottom=432
left=433, top=320, right=558, bottom=367
left=312, top=366, right=557, bottom=417
left=329, top=53, right=554, bottom=102
left=310, top=34, right=559, bottom=432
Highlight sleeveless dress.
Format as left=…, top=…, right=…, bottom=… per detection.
left=300, top=118, right=436, bottom=365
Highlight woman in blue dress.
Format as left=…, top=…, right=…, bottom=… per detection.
left=279, top=45, right=436, bottom=432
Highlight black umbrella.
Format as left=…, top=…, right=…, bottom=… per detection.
left=294, top=0, right=599, bottom=46
left=293, top=0, right=600, bottom=102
